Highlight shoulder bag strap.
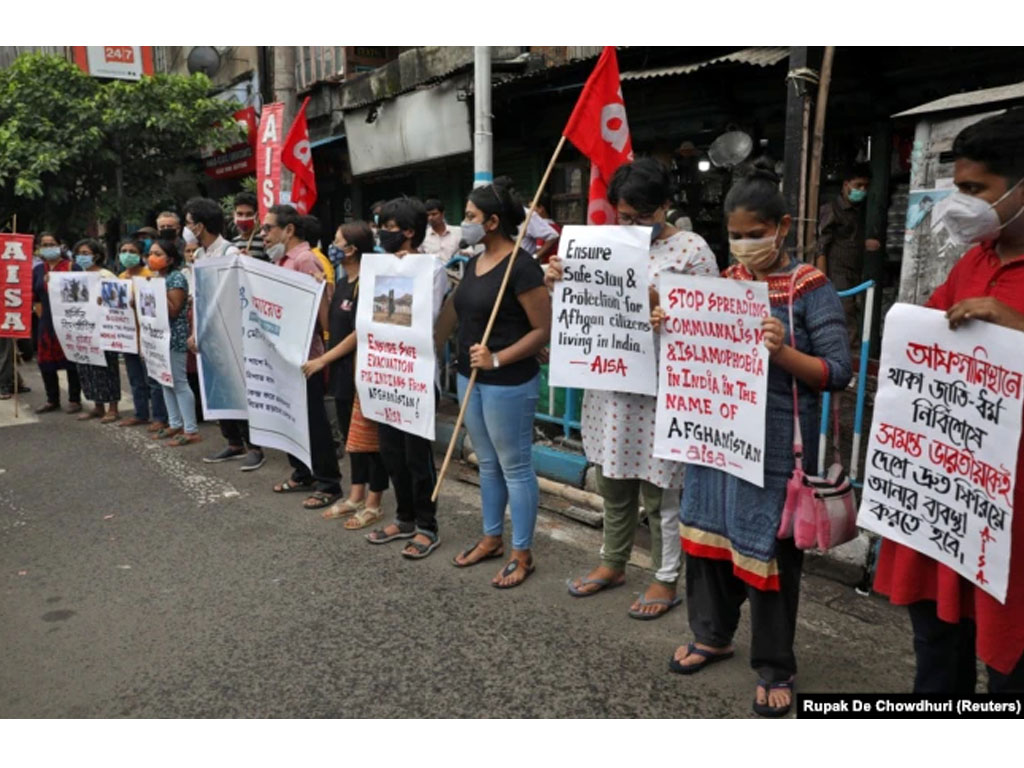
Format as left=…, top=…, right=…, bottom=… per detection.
left=787, top=269, right=803, bottom=468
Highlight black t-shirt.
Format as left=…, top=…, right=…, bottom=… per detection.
left=328, top=275, right=359, bottom=400
left=453, top=248, right=544, bottom=386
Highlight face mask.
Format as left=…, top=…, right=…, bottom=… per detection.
left=182, top=226, right=198, bottom=246
left=40, top=246, right=61, bottom=260
left=75, top=253, right=94, bottom=270
left=120, top=252, right=141, bottom=270
left=373, top=214, right=380, bottom=226
left=141, top=238, right=153, bottom=254
left=234, top=216, right=255, bottom=234
left=848, top=188, right=867, bottom=204
left=730, top=232, right=782, bottom=272
left=378, top=229, right=406, bottom=253
left=460, top=222, right=486, bottom=248
left=266, top=242, right=286, bottom=263
left=147, top=254, right=169, bottom=272
left=158, top=228, right=178, bottom=240
left=936, top=180, right=1024, bottom=245
left=327, top=244, right=347, bottom=265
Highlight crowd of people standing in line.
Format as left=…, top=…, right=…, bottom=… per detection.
left=7, top=108, right=1024, bottom=715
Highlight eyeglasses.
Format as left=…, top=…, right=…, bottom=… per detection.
left=617, top=211, right=657, bottom=226
left=261, top=223, right=281, bottom=234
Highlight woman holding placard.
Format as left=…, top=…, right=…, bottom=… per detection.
left=661, top=159, right=851, bottom=717
left=546, top=157, right=717, bottom=619
left=72, top=238, right=121, bottom=424
left=448, top=177, right=552, bottom=588
left=32, top=233, right=83, bottom=414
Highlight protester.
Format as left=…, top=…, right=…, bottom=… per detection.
left=31, top=232, right=82, bottom=413
left=156, top=211, right=185, bottom=255
left=116, top=237, right=169, bottom=430
left=71, top=238, right=121, bottom=423
left=447, top=178, right=551, bottom=587
left=263, top=205, right=343, bottom=509
left=302, top=221, right=389, bottom=530
left=364, top=196, right=448, bottom=559
left=662, top=159, right=850, bottom=717
left=301, top=215, right=336, bottom=292
left=183, top=240, right=199, bottom=265
left=229, top=192, right=266, bottom=261
left=816, top=162, right=881, bottom=346
left=183, top=198, right=263, bottom=468
left=533, top=201, right=562, bottom=263
left=147, top=238, right=200, bottom=446
left=547, top=158, right=718, bottom=615
left=0, top=338, right=30, bottom=400
left=873, top=108, right=1024, bottom=693
left=130, top=226, right=160, bottom=262
left=518, top=202, right=560, bottom=260
left=420, top=199, right=462, bottom=262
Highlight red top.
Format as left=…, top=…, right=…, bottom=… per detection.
left=873, top=241, right=1024, bottom=674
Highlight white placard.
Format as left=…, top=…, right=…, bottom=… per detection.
left=193, top=255, right=247, bottom=420
left=97, top=278, right=138, bottom=354
left=858, top=303, right=1023, bottom=603
left=132, top=276, right=173, bottom=387
left=653, top=275, right=770, bottom=487
left=355, top=252, right=437, bottom=440
left=47, top=272, right=106, bottom=366
left=549, top=225, right=657, bottom=396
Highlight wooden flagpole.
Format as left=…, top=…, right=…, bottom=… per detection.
left=431, top=135, right=568, bottom=502
left=12, top=214, right=19, bottom=418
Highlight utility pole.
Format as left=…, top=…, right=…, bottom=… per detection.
left=473, top=46, right=493, bottom=189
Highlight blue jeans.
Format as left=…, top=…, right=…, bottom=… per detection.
left=458, top=372, right=540, bottom=550
left=162, top=351, right=197, bottom=434
left=124, top=353, right=167, bottom=423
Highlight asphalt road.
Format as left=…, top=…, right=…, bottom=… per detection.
left=0, top=367, right=917, bottom=718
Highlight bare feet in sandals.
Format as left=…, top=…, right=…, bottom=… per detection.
left=452, top=535, right=504, bottom=567
left=628, top=580, right=679, bottom=618
left=671, top=642, right=735, bottom=671
left=568, top=565, right=625, bottom=596
left=492, top=550, right=534, bottom=588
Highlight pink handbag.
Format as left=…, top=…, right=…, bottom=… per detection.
left=776, top=271, right=858, bottom=551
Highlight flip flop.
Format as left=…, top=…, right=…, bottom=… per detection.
left=628, top=594, right=682, bottom=621
left=752, top=678, right=795, bottom=718
left=401, top=530, right=441, bottom=560
left=451, top=541, right=505, bottom=568
left=567, top=574, right=626, bottom=597
left=668, top=642, right=735, bottom=675
left=493, top=557, right=535, bottom=589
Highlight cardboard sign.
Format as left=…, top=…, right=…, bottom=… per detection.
left=48, top=272, right=106, bottom=366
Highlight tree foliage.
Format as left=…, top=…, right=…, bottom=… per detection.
left=0, top=53, right=243, bottom=239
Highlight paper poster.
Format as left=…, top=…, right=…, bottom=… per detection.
left=238, top=257, right=324, bottom=469
left=858, top=303, right=1023, bottom=603
left=96, top=278, right=138, bottom=354
left=653, top=275, right=770, bottom=487
left=132, top=276, right=173, bottom=387
left=548, top=225, right=657, bottom=396
left=48, top=272, right=106, bottom=366
left=355, top=252, right=437, bottom=440
left=194, top=255, right=247, bottom=419
left=0, top=234, right=34, bottom=339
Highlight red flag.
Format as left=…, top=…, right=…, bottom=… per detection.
left=0, top=234, right=35, bottom=339
left=256, top=102, right=285, bottom=222
left=562, top=47, right=634, bottom=225
left=282, top=96, right=317, bottom=216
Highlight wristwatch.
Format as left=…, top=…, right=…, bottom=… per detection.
left=491, top=353, right=501, bottom=370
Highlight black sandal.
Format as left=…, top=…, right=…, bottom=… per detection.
left=752, top=678, right=795, bottom=718
left=302, top=491, right=342, bottom=510
left=401, top=529, right=441, bottom=560
left=451, top=540, right=504, bottom=568
left=492, top=557, right=535, bottom=589
left=366, top=522, right=417, bottom=544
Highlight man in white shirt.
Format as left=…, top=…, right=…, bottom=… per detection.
left=420, top=199, right=462, bottom=262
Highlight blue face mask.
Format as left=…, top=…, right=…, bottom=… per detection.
left=327, top=244, right=346, bottom=265
left=75, top=253, right=94, bottom=270
left=40, top=246, right=62, bottom=260
left=120, top=251, right=141, bottom=270
left=848, top=188, right=867, bottom=204
left=142, top=238, right=153, bottom=254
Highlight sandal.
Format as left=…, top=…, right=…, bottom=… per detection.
left=147, top=421, right=168, bottom=433
left=64, top=402, right=83, bottom=414
left=752, top=678, right=795, bottom=718
left=166, top=432, right=202, bottom=446
left=401, top=529, right=441, bottom=560
left=302, top=491, right=342, bottom=510
left=154, top=427, right=183, bottom=440
left=117, top=417, right=149, bottom=427
left=35, top=402, right=61, bottom=414
left=344, top=507, right=383, bottom=530
left=628, top=594, right=683, bottom=621
left=567, top=573, right=626, bottom=597
left=273, top=478, right=314, bottom=493
left=322, top=498, right=364, bottom=520
left=493, top=556, right=535, bottom=589
left=668, top=642, right=735, bottom=675
left=100, top=413, right=120, bottom=424
left=78, top=409, right=104, bottom=421
left=366, top=522, right=416, bottom=544
left=452, top=540, right=505, bottom=568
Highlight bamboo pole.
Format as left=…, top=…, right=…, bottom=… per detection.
left=431, top=135, right=568, bottom=502
left=806, top=46, right=835, bottom=265
left=12, top=214, right=18, bottom=418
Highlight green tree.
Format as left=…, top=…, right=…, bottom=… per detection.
left=0, top=53, right=243, bottom=241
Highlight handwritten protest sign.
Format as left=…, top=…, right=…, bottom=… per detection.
left=356, top=252, right=437, bottom=440
left=0, top=234, right=34, bottom=339
left=858, top=303, right=1023, bottom=603
left=132, top=276, right=173, bottom=386
left=549, top=225, right=656, bottom=395
left=97, top=278, right=138, bottom=354
left=193, top=256, right=247, bottom=419
left=48, top=272, right=106, bottom=366
left=239, top=258, right=323, bottom=469
left=653, top=275, right=769, bottom=486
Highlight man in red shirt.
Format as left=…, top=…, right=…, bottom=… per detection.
left=874, top=108, right=1024, bottom=693
left=263, top=204, right=343, bottom=511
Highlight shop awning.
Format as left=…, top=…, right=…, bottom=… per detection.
left=892, top=81, right=1024, bottom=118
left=620, top=47, right=789, bottom=81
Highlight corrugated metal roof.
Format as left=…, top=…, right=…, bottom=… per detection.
left=620, top=47, right=789, bottom=81
left=892, top=81, right=1024, bottom=118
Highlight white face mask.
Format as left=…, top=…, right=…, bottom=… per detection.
left=182, top=226, right=198, bottom=246
left=730, top=232, right=782, bottom=272
left=934, top=179, right=1024, bottom=245
left=266, top=242, right=286, bottom=263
